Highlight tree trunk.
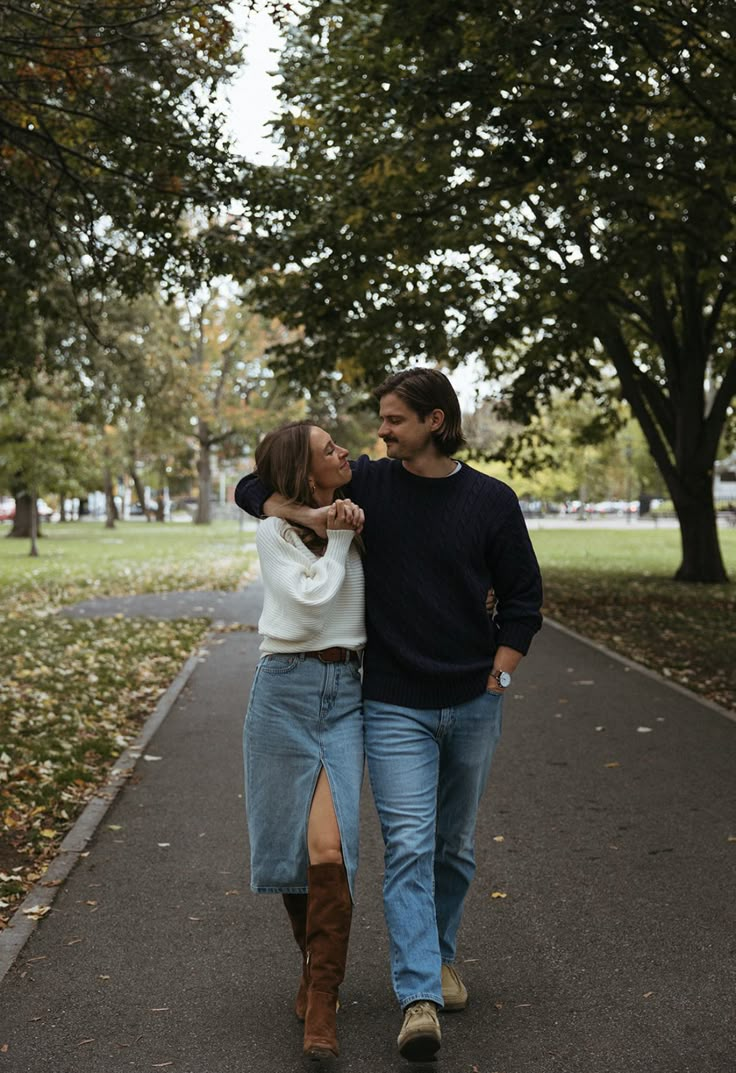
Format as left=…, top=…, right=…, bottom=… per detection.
left=59, top=494, right=67, bottom=522
left=671, top=478, right=729, bottom=583
left=195, top=421, right=211, bottom=525
left=7, top=491, right=41, bottom=540
left=129, top=468, right=152, bottom=521
left=29, top=486, right=39, bottom=557
left=104, top=467, right=116, bottom=530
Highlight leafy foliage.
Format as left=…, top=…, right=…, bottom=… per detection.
left=0, top=1, right=245, bottom=371
left=236, top=0, right=736, bottom=580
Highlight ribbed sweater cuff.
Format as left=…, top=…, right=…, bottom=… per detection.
left=497, top=622, right=539, bottom=656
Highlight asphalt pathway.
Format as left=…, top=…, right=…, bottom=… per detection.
left=1, top=582, right=734, bottom=1073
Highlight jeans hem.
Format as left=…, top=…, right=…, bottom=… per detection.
left=401, top=993, right=444, bottom=1011
left=250, top=884, right=309, bottom=894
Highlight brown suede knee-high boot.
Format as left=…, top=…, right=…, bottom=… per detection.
left=302, top=862, right=352, bottom=1060
left=282, top=893, right=309, bottom=1021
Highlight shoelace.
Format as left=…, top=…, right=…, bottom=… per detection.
left=405, top=1002, right=435, bottom=1021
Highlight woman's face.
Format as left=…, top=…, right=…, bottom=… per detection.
left=309, top=426, right=351, bottom=499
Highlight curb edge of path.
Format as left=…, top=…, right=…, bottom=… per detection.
left=0, top=630, right=217, bottom=985
left=546, top=616, right=736, bottom=725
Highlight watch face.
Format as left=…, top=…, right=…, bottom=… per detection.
left=498, top=670, right=511, bottom=688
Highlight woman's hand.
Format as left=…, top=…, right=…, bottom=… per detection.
left=327, top=498, right=365, bottom=532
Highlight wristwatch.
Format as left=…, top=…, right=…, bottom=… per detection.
left=490, top=668, right=512, bottom=689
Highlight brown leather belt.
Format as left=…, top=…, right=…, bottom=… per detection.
left=303, top=646, right=359, bottom=664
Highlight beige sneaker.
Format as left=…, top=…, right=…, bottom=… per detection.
left=441, top=963, right=468, bottom=1011
left=397, top=1001, right=441, bottom=1062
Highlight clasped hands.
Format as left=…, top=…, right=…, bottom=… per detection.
left=325, top=499, right=365, bottom=533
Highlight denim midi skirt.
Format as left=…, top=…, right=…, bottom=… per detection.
left=243, top=653, right=364, bottom=899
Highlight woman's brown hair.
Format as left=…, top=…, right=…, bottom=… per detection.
left=254, top=421, right=360, bottom=555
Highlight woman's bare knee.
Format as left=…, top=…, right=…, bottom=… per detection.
left=308, top=844, right=343, bottom=866
left=308, top=769, right=343, bottom=866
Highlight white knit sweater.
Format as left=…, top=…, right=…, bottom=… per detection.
left=256, top=517, right=366, bottom=654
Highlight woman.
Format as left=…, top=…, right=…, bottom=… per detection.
left=243, top=420, right=365, bottom=1061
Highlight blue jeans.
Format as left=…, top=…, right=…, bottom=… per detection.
left=364, top=691, right=503, bottom=1009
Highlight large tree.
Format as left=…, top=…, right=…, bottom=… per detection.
left=238, top=0, right=736, bottom=582
left=0, top=1, right=250, bottom=372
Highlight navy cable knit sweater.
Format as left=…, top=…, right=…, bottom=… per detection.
left=235, top=456, right=543, bottom=709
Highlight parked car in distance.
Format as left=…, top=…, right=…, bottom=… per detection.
left=0, top=498, right=55, bottom=521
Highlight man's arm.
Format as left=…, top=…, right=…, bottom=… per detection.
left=234, top=472, right=362, bottom=539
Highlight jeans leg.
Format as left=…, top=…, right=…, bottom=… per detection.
left=434, top=691, right=503, bottom=963
left=364, top=700, right=444, bottom=1009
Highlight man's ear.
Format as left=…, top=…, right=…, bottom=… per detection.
left=429, top=408, right=445, bottom=431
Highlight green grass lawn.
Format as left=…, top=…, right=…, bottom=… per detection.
left=0, top=519, right=257, bottom=922
left=531, top=526, right=736, bottom=712
left=0, top=518, right=256, bottom=609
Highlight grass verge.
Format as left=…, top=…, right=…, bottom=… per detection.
left=531, top=526, right=736, bottom=711
left=0, top=520, right=256, bottom=924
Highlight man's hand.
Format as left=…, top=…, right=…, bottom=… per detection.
left=486, top=645, right=523, bottom=694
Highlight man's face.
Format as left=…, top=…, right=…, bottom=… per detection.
left=377, top=392, right=438, bottom=460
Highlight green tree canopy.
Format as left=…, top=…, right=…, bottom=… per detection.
left=237, top=0, right=736, bottom=582
left=0, top=1, right=249, bottom=372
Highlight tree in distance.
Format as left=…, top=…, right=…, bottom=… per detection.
left=0, top=1, right=286, bottom=374
left=237, top=0, right=736, bottom=583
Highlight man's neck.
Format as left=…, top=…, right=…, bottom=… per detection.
left=401, top=452, right=458, bottom=478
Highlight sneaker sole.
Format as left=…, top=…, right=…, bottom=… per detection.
left=399, top=1033, right=441, bottom=1062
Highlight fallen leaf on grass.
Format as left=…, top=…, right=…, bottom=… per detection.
left=77, top=1039, right=95, bottom=1046
left=604, top=762, right=621, bottom=768
left=66, top=938, right=82, bottom=946
left=643, top=991, right=654, bottom=998
left=490, top=891, right=507, bottom=899
left=224, top=889, right=240, bottom=896
left=0, top=1043, right=8, bottom=1053
left=637, top=726, right=653, bottom=733
left=492, top=835, right=504, bottom=843
left=107, top=825, right=123, bottom=832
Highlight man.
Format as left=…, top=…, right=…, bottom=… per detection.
left=236, top=368, right=543, bottom=1061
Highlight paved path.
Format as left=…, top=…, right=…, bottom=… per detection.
left=1, top=583, right=734, bottom=1073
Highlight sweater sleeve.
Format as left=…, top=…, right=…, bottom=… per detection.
left=256, top=519, right=355, bottom=610
left=486, top=499, right=544, bottom=655
left=235, top=472, right=271, bottom=518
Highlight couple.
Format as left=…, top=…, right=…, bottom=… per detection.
left=237, top=368, right=543, bottom=1063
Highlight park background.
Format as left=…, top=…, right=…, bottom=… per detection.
left=1, top=1, right=734, bottom=933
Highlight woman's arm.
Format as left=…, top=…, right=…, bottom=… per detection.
left=235, top=474, right=362, bottom=538
left=257, top=519, right=355, bottom=610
